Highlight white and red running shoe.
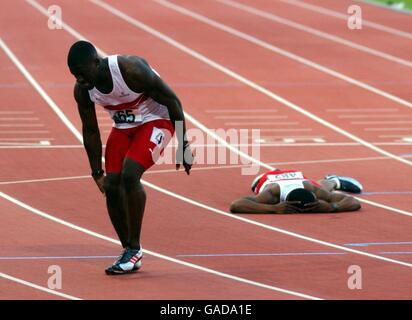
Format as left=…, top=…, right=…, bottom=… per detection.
left=105, top=247, right=143, bottom=275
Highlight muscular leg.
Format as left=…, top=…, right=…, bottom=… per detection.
left=104, top=173, right=129, bottom=248
left=121, top=158, right=146, bottom=250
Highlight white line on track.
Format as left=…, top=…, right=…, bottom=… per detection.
left=0, top=272, right=81, bottom=300
left=215, top=0, right=412, bottom=68
left=87, top=0, right=412, bottom=167
left=352, top=121, right=412, bottom=125
left=365, top=128, right=412, bottom=132
left=8, top=0, right=412, bottom=274
left=2, top=154, right=412, bottom=185
left=327, top=108, right=399, bottom=112
left=0, top=111, right=34, bottom=114
left=339, top=115, right=412, bottom=119
left=0, top=192, right=321, bottom=300
left=214, top=115, right=288, bottom=119
left=224, top=121, right=298, bottom=126
left=0, top=117, right=39, bottom=121
left=279, top=0, right=412, bottom=41
left=205, top=109, right=278, bottom=113
left=153, top=0, right=412, bottom=111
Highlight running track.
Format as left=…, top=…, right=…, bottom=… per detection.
left=0, top=0, right=411, bottom=300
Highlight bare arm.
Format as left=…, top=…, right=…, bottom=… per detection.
left=74, top=84, right=104, bottom=191
left=230, top=187, right=302, bottom=214
left=309, top=186, right=361, bottom=213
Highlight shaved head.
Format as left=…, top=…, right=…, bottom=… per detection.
left=67, top=40, right=98, bottom=68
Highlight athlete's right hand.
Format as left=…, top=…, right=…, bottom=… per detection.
left=93, top=175, right=106, bottom=194
left=273, top=201, right=302, bottom=214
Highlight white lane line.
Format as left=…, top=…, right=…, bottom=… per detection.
left=16, top=0, right=412, bottom=267
left=205, top=109, right=278, bottom=113
left=327, top=108, right=399, bottom=112
left=339, top=115, right=412, bottom=119
left=215, top=0, right=412, bottom=68
left=224, top=121, right=298, bottom=126
left=0, top=137, right=54, bottom=141
left=379, top=135, right=412, bottom=138
left=0, top=130, right=50, bottom=134
left=0, top=111, right=34, bottom=114
left=365, top=128, right=412, bottom=132
left=0, top=124, right=45, bottom=127
left=0, top=272, right=81, bottom=300
left=0, top=39, right=83, bottom=143
left=153, top=0, right=412, bottom=111
left=279, top=0, right=412, bottom=40
left=86, top=0, right=412, bottom=166
left=0, top=192, right=320, bottom=300
left=213, top=115, right=288, bottom=119
left=0, top=141, right=411, bottom=149
left=352, top=121, right=412, bottom=125
left=0, top=117, right=39, bottom=121
left=3, top=153, right=412, bottom=185
left=260, top=128, right=312, bottom=132
left=0, top=144, right=82, bottom=148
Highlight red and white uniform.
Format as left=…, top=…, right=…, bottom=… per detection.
left=88, top=55, right=174, bottom=173
left=255, top=169, right=319, bottom=202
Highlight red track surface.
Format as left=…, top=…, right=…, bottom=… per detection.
left=1, top=0, right=411, bottom=299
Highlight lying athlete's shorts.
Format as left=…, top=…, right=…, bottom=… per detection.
left=105, top=119, right=174, bottom=173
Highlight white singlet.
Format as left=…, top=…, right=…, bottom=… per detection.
left=88, top=55, right=170, bottom=129
left=257, top=170, right=308, bottom=202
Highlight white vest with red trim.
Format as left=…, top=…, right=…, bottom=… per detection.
left=88, top=55, right=170, bottom=129
left=255, top=169, right=309, bottom=202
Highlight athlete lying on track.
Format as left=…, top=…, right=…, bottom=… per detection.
left=230, top=169, right=362, bottom=214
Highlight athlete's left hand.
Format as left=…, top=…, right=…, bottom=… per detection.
left=176, top=142, right=194, bottom=175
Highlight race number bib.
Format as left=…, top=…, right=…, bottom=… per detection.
left=266, top=171, right=304, bottom=181
left=111, top=109, right=142, bottom=124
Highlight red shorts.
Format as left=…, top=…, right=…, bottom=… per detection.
left=105, top=119, right=174, bottom=173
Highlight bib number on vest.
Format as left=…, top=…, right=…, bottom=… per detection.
left=112, top=110, right=139, bottom=124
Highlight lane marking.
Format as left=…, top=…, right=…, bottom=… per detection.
left=215, top=0, right=412, bottom=68
left=88, top=0, right=412, bottom=166
left=0, top=272, right=81, bottom=300
left=279, top=0, right=412, bottom=40
left=362, top=191, right=412, bottom=196
left=154, top=0, right=412, bottom=110
left=0, top=192, right=321, bottom=300
left=205, top=109, right=279, bottom=113
left=9, top=1, right=412, bottom=272
left=327, top=108, right=399, bottom=112
left=365, top=127, right=412, bottom=131
left=346, top=241, right=412, bottom=247
left=339, top=115, right=412, bottom=119
left=2, top=154, right=412, bottom=185
left=0, top=255, right=118, bottom=260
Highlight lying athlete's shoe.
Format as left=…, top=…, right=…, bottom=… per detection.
left=105, top=247, right=143, bottom=275
left=251, top=173, right=264, bottom=193
left=325, top=175, right=363, bottom=194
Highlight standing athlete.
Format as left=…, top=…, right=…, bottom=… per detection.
left=67, top=41, right=193, bottom=275
left=230, top=169, right=362, bottom=214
